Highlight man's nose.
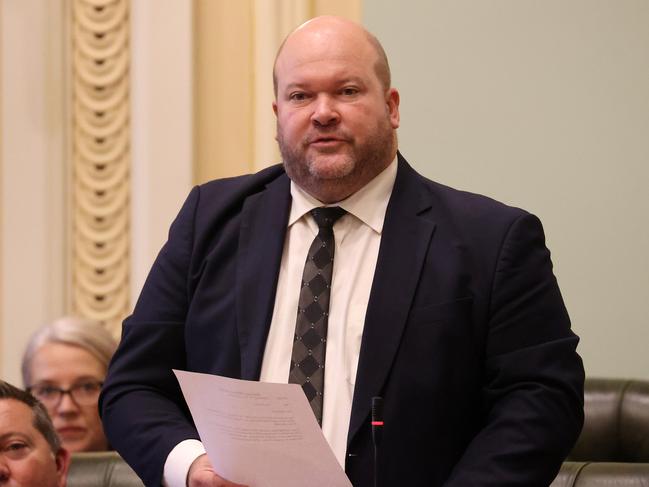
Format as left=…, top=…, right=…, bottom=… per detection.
left=311, top=95, right=340, bottom=127
left=0, top=457, right=9, bottom=481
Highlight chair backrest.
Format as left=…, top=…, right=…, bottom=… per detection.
left=568, top=378, right=649, bottom=462
left=67, top=451, right=144, bottom=487
left=551, top=462, right=649, bottom=487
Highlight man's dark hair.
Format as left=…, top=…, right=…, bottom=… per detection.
left=0, top=380, right=61, bottom=453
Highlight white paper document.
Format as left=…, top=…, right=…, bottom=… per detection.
left=174, top=370, right=353, bottom=487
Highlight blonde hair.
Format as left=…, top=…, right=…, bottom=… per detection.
left=22, top=316, right=118, bottom=387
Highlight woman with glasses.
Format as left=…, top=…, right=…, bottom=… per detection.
left=21, top=316, right=117, bottom=453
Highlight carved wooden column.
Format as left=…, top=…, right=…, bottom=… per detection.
left=71, top=0, right=130, bottom=334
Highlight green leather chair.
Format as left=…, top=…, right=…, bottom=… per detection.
left=552, top=462, right=649, bottom=487
left=550, top=378, right=649, bottom=486
left=67, top=452, right=143, bottom=487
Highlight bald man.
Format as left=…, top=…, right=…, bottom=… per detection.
left=101, top=16, right=584, bottom=487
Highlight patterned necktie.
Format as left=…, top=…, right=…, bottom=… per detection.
left=289, top=206, right=346, bottom=425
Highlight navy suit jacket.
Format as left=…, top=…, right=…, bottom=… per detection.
left=100, top=154, right=584, bottom=486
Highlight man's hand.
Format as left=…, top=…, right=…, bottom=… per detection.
left=187, top=454, right=248, bottom=487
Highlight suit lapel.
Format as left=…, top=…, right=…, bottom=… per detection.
left=347, top=155, right=436, bottom=445
left=236, top=174, right=291, bottom=380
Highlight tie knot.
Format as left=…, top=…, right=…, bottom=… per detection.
left=310, top=207, right=346, bottom=230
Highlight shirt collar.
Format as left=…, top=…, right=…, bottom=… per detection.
left=288, top=156, right=398, bottom=234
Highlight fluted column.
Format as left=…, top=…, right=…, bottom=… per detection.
left=71, top=0, right=131, bottom=334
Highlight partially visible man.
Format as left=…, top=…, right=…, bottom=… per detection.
left=0, top=380, right=70, bottom=487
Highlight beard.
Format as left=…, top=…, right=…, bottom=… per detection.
left=277, top=115, right=396, bottom=202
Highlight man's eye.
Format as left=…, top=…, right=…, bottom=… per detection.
left=341, top=87, right=359, bottom=96
left=4, top=442, right=28, bottom=459
left=289, top=92, right=307, bottom=101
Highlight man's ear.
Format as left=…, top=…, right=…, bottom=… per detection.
left=272, top=101, right=280, bottom=142
left=386, top=88, right=400, bottom=129
left=54, top=447, right=71, bottom=487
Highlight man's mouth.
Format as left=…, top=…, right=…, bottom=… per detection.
left=308, top=136, right=347, bottom=147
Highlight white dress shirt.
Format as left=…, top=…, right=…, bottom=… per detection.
left=163, top=158, right=397, bottom=486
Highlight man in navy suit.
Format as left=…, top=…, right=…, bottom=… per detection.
left=100, top=15, right=584, bottom=487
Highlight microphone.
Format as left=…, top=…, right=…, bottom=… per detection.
left=371, top=396, right=384, bottom=487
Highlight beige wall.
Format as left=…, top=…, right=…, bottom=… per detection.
left=193, top=0, right=362, bottom=183
left=0, top=0, right=68, bottom=384
left=364, top=1, right=649, bottom=379
left=129, top=0, right=193, bottom=306
left=0, top=1, right=3, bottom=366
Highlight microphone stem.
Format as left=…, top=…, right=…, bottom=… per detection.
left=371, top=396, right=383, bottom=487
left=373, top=444, right=379, bottom=487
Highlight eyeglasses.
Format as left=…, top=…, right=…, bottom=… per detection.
left=28, top=381, right=103, bottom=407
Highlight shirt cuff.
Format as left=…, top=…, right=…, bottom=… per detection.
left=162, top=439, right=206, bottom=487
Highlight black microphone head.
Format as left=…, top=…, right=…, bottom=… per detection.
left=371, top=396, right=383, bottom=422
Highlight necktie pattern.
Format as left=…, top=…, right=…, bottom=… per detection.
left=289, top=206, right=346, bottom=425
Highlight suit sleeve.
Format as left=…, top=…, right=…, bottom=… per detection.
left=99, top=186, right=201, bottom=487
left=444, top=213, right=585, bottom=487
